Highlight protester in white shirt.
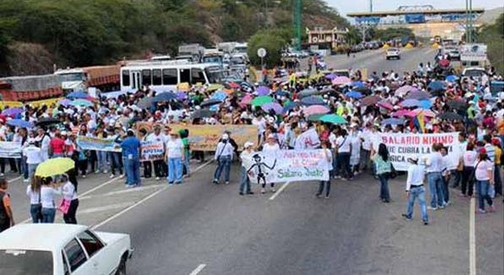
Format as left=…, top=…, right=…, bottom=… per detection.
left=316, top=141, right=333, bottom=198
left=165, top=131, right=184, bottom=184
left=260, top=134, right=280, bottom=193
left=213, top=133, right=235, bottom=184
left=23, top=140, right=42, bottom=180
left=424, top=143, right=446, bottom=210
left=461, top=143, right=477, bottom=197
left=61, top=175, right=79, bottom=224
left=402, top=156, right=428, bottom=224
left=40, top=177, right=60, bottom=223
left=335, top=129, right=353, bottom=180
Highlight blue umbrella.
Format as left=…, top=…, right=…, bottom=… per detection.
left=345, top=90, right=363, bottom=99
left=445, top=75, right=458, bottom=83
left=381, top=118, right=405, bottom=126
left=153, top=91, right=177, bottom=102
left=282, top=102, right=300, bottom=114
left=7, top=119, right=33, bottom=128
left=275, top=90, right=288, bottom=97
left=419, top=99, right=432, bottom=109
left=401, top=99, right=421, bottom=108
left=66, top=91, right=88, bottom=99
left=211, top=91, right=228, bottom=101
left=428, top=81, right=446, bottom=91
left=301, top=96, right=325, bottom=106
left=351, top=81, right=365, bottom=88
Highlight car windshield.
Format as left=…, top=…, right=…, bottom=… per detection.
left=205, top=68, right=224, bottom=83
left=0, top=249, right=53, bottom=275
left=203, top=56, right=222, bottom=64
left=388, top=48, right=398, bottom=52
left=464, top=70, right=485, bottom=77
left=58, top=73, right=84, bottom=82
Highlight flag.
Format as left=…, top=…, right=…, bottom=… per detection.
left=414, top=112, right=425, bottom=133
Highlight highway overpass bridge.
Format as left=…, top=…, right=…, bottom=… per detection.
left=347, top=5, right=484, bottom=40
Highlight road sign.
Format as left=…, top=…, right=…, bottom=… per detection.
left=257, top=48, right=267, bottom=58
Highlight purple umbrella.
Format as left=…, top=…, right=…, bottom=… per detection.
left=406, top=90, right=431, bottom=100
left=401, top=99, right=421, bottom=108
left=58, top=99, right=72, bottom=107
left=325, top=73, right=337, bottom=80
left=2, top=107, right=24, bottom=116
left=256, top=86, right=270, bottom=96
left=261, top=102, right=283, bottom=114
left=177, top=92, right=187, bottom=100
left=395, top=85, right=413, bottom=97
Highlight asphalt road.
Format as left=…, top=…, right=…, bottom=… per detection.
left=4, top=48, right=503, bottom=275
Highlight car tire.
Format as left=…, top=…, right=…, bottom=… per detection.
left=116, top=255, right=127, bottom=275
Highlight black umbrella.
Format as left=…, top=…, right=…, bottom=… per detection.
left=35, top=117, right=60, bottom=126
left=200, top=99, right=222, bottom=108
left=353, top=86, right=372, bottom=95
left=191, top=109, right=216, bottom=119
left=438, top=112, right=464, bottom=121
left=447, top=100, right=468, bottom=111
left=153, top=92, right=177, bottom=102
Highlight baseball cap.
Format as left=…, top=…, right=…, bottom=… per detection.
left=244, top=141, right=254, bottom=148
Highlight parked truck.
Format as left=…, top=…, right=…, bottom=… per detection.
left=0, top=74, right=63, bottom=101
left=54, top=65, right=120, bottom=94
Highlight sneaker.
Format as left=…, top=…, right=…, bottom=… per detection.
left=438, top=205, right=445, bottom=209
left=239, top=192, right=244, bottom=196
left=334, top=175, right=341, bottom=179
left=315, top=193, right=322, bottom=198
left=423, top=221, right=429, bottom=225
left=95, top=170, right=100, bottom=174
left=445, top=201, right=450, bottom=206
left=110, top=174, right=115, bottom=179
left=119, top=174, right=125, bottom=179
left=325, top=195, right=330, bottom=199
left=401, top=214, right=412, bottom=220
left=271, top=188, right=276, bottom=193
left=341, top=178, right=348, bottom=181
left=225, top=181, right=230, bottom=185
left=156, top=177, right=160, bottom=181
left=212, top=179, right=219, bottom=184
left=103, top=170, right=108, bottom=174
left=488, top=205, right=496, bottom=213
left=477, top=209, right=486, bottom=214
left=427, top=206, right=438, bottom=211
left=0, top=173, right=4, bottom=176
left=261, top=188, right=266, bottom=194
left=168, top=182, right=174, bottom=185
left=82, top=175, right=86, bottom=178
left=246, top=191, right=254, bottom=195
left=23, top=178, right=30, bottom=183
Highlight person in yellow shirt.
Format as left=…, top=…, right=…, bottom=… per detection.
left=492, top=138, right=502, bottom=197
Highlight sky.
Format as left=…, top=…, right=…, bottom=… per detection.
left=326, top=0, right=504, bottom=17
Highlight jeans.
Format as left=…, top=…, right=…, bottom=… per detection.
left=30, top=204, right=42, bottom=223
left=22, top=157, right=28, bottom=180
left=41, top=208, right=56, bottom=223
left=475, top=180, right=493, bottom=210
left=336, top=152, right=352, bottom=179
left=360, top=149, right=371, bottom=171
left=451, top=169, right=461, bottom=188
left=108, top=152, right=123, bottom=175
left=405, top=186, right=429, bottom=222
left=167, top=157, right=183, bottom=183
left=378, top=174, right=390, bottom=201
left=442, top=175, right=450, bottom=203
left=239, top=166, right=251, bottom=193
left=428, top=172, right=445, bottom=208
left=214, top=155, right=231, bottom=182
left=317, top=170, right=332, bottom=197
left=27, top=163, right=38, bottom=180
left=63, top=199, right=79, bottom=224
left=183, top=151, right=190, bottom=175
left=125, top=157, right=141, bottom=186
left=332, top=151, right=338, bottom=178
left=494, top=164, right=502, bottom=196
left=96, top=151, right=108, bottom=172
left=461, top=166, right=475, bottom=196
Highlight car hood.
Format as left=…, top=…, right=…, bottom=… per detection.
left=94, top=231, right=130, bottom=245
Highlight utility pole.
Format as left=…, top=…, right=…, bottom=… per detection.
left=293, top=0, right=302, bottom=50
left=369, top=0, right=373, bottom=12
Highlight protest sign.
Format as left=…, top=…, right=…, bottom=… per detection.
left=136, top=122, right=258, bottom=151
left=296, top=128, right=321, bottom=149
left=0, top=141, right=22, bottom=158
left=243, top=149, right=330, bottom=184
left=76, top=136, right=121, bottom=152
left=140, top=141, right=164, bottom=161
left=374, top=132, right=461, bottom=171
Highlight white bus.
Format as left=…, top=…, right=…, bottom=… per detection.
left=120, top=61, right=223, bottom=92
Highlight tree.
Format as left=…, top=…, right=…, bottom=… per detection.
left=479, top=13, right=504, bottom=75
left=247, top=29, right=289, bottom=68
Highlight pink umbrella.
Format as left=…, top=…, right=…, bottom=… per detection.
left=303, top=105, right=330, bottom=116
left=377, top=101, right=394, bottom=110
left=395, top=85, right=413, bottom=97
left=411, top=108, right=436, bottom=117
left=240, top=94, right=253, bottom=107
left=391, top=109, right=410, bottom=117
left=332, top=76, right=351, bottom=85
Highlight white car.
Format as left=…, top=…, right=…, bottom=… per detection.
left=0, top=224, right=133, bottom=275
left=386, top=48, right=401, bottom=60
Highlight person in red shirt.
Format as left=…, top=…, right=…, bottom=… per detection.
left=49, top=132, right=66, bottom=158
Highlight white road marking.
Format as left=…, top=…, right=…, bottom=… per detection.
left=79, top=184, right=165, bottom=200
left=91, top=160, right=213, bottom=229
left=79, top=176, right=120, bottom=197
left=78, top=202, right=134, bottom=214
left=269, top=182, right=291, bottom=200
left=190, top=264, right=206, bottom=275
left=9, top=176, right=22, bottom=182
left=469, top=197, right=476, bottom=275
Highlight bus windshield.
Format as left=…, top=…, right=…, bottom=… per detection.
left=205, top=68, right=224, bottom=83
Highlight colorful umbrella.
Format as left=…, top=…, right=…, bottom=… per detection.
left=208, top=84, right=224, bottom=92
left=332, top=76, right=351, bottom=85
left=391, top=109, right=411, bottom=117
left=6, top=119, right=33, bottom=128
left=419, top=99, right=432, bottom=109
left=301, top=96, right=324, bottom=106
left=211, top=91, right=228, bottom=101
left=176, top=92, right=187, bottom=100
left=381, top=118, right=405, bottom=126
left=377, top=101, right=394, bottom=110
left=428, top=81, right=446, bottom=91
left=153, top=92, right=177, bottom=102
left=58, top=99, right=72, bottom=107
left=227, top=82, right=241, bottom=89
left=320, top=114, right=347, bottom=125
left=303, top=105, right=330, bottom=116
left=240, top=94, right=254, bottom=106
left=445, top=75, right=458, bottom=83
left=350, top=81, right=365, bottom=88
left=251, top=96, right=274, bottom=107
left=345, top=90, right=363, bottom=99
left=2, top=107, right=24, bottom=116
left=35, top=157, right=75, bottom=177
left=307, top=114, right=325, bottom=122
left=70, top=99, right=93, bottom=107
left=256, top=86, right=270, bottom=96
left=275, top=90, right=288, bottom=97
left=411, top=108, right=436, bottom=117
left=282, top=101, right=300, bottom=114
left=261, top=102, right=283, bottom=114
left=325, top=73, right=337, bottom=80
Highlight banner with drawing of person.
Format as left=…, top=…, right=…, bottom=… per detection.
left=242, top=149, right=330, bottom=184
